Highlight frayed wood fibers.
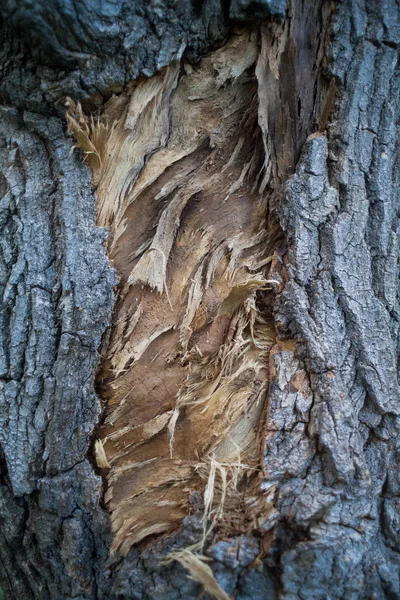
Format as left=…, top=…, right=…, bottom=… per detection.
left=67, top=29, right=278, bottom=559
left=163, top=550, right=231, bottom=600
left=66, top=99, right=112, bottom=186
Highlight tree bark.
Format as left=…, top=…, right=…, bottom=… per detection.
left=0, top=1, right=399, bottom=599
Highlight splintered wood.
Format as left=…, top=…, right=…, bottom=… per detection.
left=68, top=30, right=277, bottom=556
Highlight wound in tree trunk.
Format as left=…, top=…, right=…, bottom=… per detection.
left=68, top=29, right=279, bottom=557
left=66, top=1, right=329, bottom=562
left=1, top=1, right=400, bottom=599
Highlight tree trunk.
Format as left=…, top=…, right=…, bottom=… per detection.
left=0, top=1, right=399, bottom=599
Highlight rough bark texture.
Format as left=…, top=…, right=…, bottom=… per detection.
left=0, top=1, right=399, bottom=599
left=271, top=3, right=400, bottom=596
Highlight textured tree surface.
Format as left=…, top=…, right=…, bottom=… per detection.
left=0, top=1, right=400, bottom=599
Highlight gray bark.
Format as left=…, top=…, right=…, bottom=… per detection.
left=0, top=1, right=399, bottom=599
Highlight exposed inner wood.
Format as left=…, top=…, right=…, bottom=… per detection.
left=67, top=15, right=326, bottom=556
